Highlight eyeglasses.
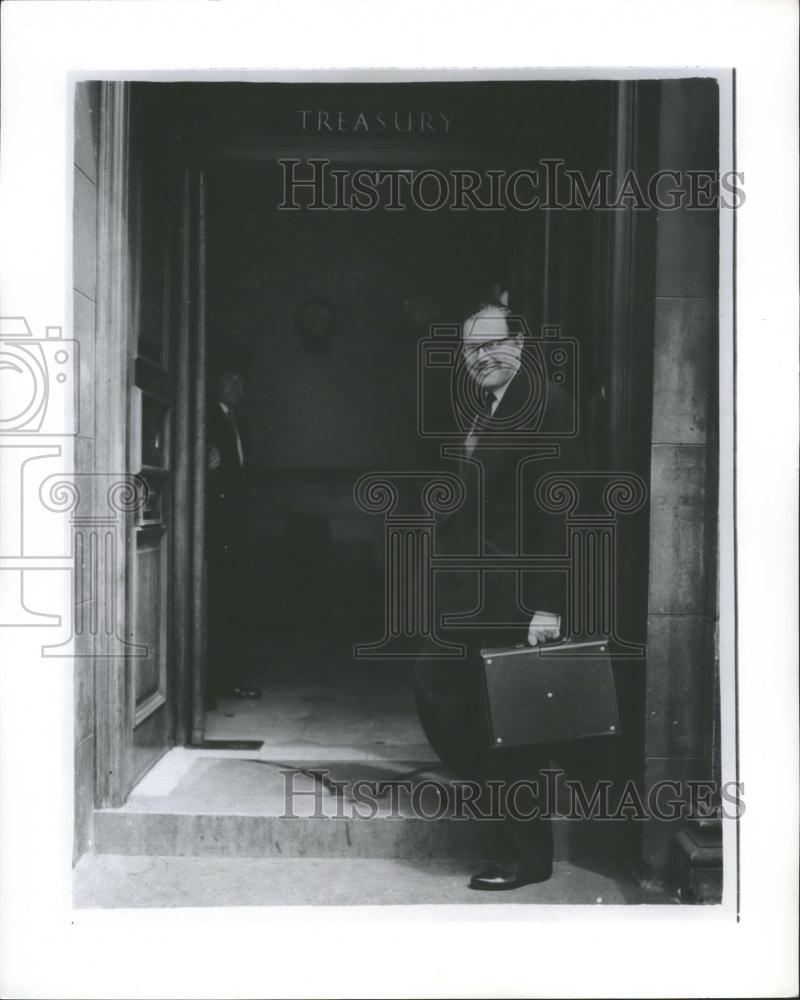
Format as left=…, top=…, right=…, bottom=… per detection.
left=463, top=337, right=518, bottom=360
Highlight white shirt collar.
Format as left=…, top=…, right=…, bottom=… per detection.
left=218, top=401, right=244, bottom=464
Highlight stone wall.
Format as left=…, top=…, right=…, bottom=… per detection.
left=72, top=81, right=100, bottom=863
left=642, top=79, right=720, bottom=871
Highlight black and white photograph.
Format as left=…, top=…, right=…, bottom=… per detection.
left=62, top=73, right=733, bottom=906
left=0, top=2, right=797, bottom=998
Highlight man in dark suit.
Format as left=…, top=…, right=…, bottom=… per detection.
left=414, top=301, right=578, bottom=890
left=206, top=358, right=261, bottom=703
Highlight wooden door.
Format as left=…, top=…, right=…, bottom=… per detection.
left=127, top=105, right=210, bottom=770
left=93, top=85, right=205, bottom=805
left=126, top=115, right=179, bottom=781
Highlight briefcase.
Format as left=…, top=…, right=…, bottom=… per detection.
left=480, top=638, right=619, bottom=749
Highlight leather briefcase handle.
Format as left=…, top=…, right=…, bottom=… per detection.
left=539, top=636, right=610, bottom=652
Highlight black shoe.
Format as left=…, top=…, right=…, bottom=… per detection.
left=469, top=859, right=552, bottom=891
left=207, top=686, right=261, bottom=705
left=229, top=685, right=262, bottom=699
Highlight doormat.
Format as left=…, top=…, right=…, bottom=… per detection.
left=193, top=739, right=265, bottom=750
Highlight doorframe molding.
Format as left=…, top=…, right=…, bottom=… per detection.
left=177, top=161, right=208, bottom=746
left=606, top=80, right=659, bottom=472
left=93, top=80, right=136, bottom=808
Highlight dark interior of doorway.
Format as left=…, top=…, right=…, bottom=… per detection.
left=203, top=160, right=520, bottom=748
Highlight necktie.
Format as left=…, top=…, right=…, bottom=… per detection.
left=479, top=389, right=496, bottom=424
left=465, top=391, right=495, bottom=457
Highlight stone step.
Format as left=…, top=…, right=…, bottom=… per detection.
left=94, top=809, right=500, bottom=859
left=92, top=749, right=624, bottom=861
left=74, top=855, right=657, bottom=908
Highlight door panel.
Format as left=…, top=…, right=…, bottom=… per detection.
left=127, top=115, right=178, bottom=781
left=133, top=527, right=168, bottom=721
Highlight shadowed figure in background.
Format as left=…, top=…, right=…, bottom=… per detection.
left=205, top=356, right=261, bottom=705
left=414, top=301, right=581, bottom=891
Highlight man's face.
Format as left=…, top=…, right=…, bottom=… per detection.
left=462, top=308, right=523, bottom=393
left=218, top=371, right=245, bottom=408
